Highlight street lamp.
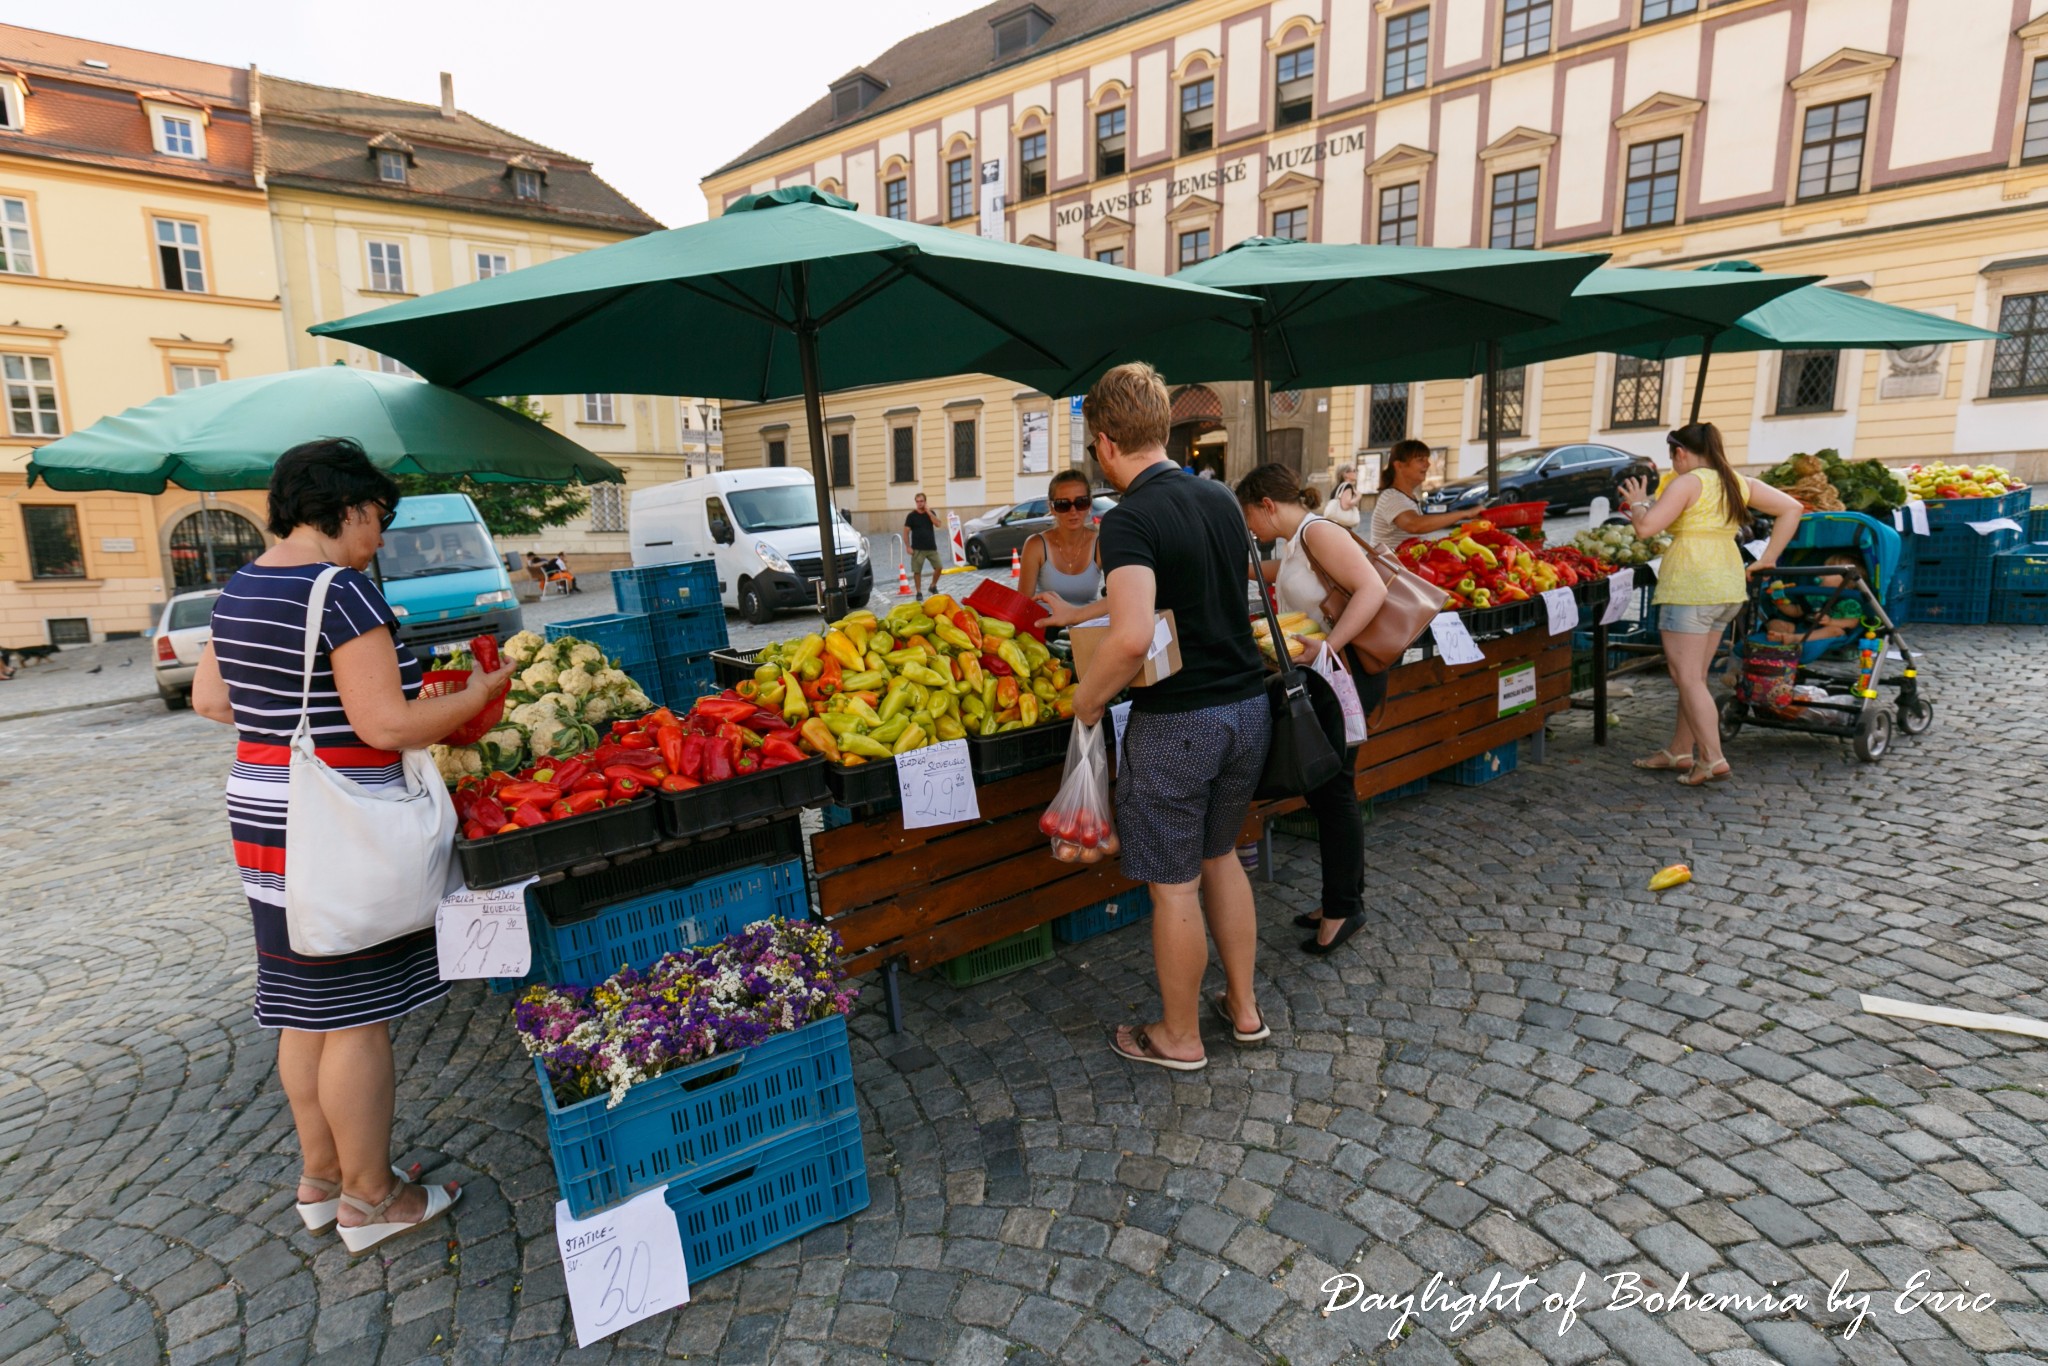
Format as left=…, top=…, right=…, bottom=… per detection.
left=696, top=402, right=714, bottom=471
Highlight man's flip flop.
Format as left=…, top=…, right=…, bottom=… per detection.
left=1212, top=993, right=1271, bottom=1044
left=1110, top=1025, right=1207, bottom=1071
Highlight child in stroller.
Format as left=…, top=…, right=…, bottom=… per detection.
left=1760, top=553, right=1871, bottom=656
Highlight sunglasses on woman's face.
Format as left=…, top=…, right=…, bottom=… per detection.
left=1049, top=497, right=1090, bottom=513
left=370, top=502, right=398, bottom=532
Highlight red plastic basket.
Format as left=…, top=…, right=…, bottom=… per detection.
left=421, top=669, right=505, bottom=746
left=964, top=579, right=1050, bottom=642
left=1484, top=501, right=1547, bottom=531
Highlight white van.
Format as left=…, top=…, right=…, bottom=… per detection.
left=631, top=469, right=873, bottom=623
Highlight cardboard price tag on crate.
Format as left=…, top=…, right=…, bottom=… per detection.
left=1428, top=612, right=1485, bottom=666
left=556, top=1188, right=690, bottom=1347
left=1599, top=568, right=1637, bottom=626
left=1541, top=587, right=1578, bottom=636
left=1497, top=661, right=1537, bottom=717
left=895, top=739, right=980, bottom=830
left=435, top=879, right=534, bottom=981
left=1905, top=499, right=1931, bottom=536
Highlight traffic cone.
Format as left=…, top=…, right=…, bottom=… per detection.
left=897, top=560, right=912, bottom=596
left=1009, top=547, right=1022, bottom=581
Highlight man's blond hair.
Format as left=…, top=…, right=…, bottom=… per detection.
left=1084, top=362, right=1171, bottom=454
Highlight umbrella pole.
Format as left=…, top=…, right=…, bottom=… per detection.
left=1249, top=313, right=1270, bottom=477
left=1688, top=335, right=1713, bottom=425
left=1485, top=340, right=1501, bottom=502
left=792, top=266, right=848, bottom=621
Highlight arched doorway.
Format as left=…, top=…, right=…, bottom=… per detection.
left=168, top=507, right=266, bottom=590
left=1168, top=384, right=1227, bottom=479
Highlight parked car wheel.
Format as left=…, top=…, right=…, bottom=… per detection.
left=739, top=577, right=777, bottom=625
left=966, top=539, right=990, bottom=568
left=161, top=688, right=191, bottom=712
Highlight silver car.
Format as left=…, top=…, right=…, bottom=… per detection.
left=153, top=589, right=220, bottom=709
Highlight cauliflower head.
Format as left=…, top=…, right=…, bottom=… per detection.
left=517, top=659, right=561, bottom=691
left=566, top=642, right=605, bottom=668
left=557, top=667, right=596, bottom=697
left=502, top=630, right=546, bottom=667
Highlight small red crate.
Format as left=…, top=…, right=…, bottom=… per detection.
left=964, top=580, right=1050, bottom=642
left=1483, top=501, right=1547, bottom=532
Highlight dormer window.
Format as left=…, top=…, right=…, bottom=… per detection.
left=141, top=94, right=208, bottom=160
left=830, top=72, right=886, bottom=121
left=505, top=155, right=548, bottom=201
left=377, top=150, right=406, bottom=183
left=0, top=73, right=25, bottom=132
left=369, top=133, right=415, bottom=186
left=991, top=5, right=1053, bottom=58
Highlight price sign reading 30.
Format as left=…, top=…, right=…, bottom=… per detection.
left=555, top=1188, right=690, bottom=1346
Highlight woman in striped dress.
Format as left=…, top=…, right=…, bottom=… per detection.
left=192, top=438, right=515, bottom=1253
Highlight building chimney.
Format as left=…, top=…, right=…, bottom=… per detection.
left=439, top=72, right=456, bottom=119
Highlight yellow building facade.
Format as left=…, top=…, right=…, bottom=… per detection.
left=703, top=0, right=2048, bottom=532
left=0, top=28, right=285, bottom=645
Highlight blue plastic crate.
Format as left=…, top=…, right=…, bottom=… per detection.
left=545, top=614, right=654, bottom=665
left=1993, top=589, right=2048, bottom=624
left=665, top=1110, right=868, bottom=1282
left=613, top=560, right=721, bottom=614
left=1915, top=523, right=2020, bottom=560
left=1911, top=553, right=1998, bottom=597
left=1887, top=536, right=1915, bottom=613
left=1905, top=588, right=1989, bottom=626
left=1992, top=547, right=2048, bottom=592
left=660, top=655, right=719, bottom=710
left=2028, top=504, right=2048, bottom=544
left=1380, top=776, right=1431, bottom=801
left=1921, top=486, right=2031, bottom=530
left=541, top=1014, right=857, bottom=1220
left=1052, top=886, right=1154, bottom=944
left=1435, top=742, right=1520, bottom=788
left=648, top=606, right=729, bottom=660
left=491, top=856, right=809, bottom=993
left=820, top=804, right=855, bottom=830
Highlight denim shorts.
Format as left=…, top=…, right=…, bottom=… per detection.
left=1660, top=601, right=1742, bottom=634
left=1114, top=692, right=1270, bottom=886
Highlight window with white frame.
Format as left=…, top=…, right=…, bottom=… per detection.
left=513, top=168, right=543, bottom=201
left=1378, top=183, right=1420, bottom=245
left=1271, top=207, right=1309, bottom=241
left=365, top=239, right=405, bottom=293
left=1177, top=228, right=1211, bottom=267
left=1796, top=98, right=1868, bottom=201
left=587, top=483, right=627, bottom=532
left=156, top=114, right=200, bottom=159
left=0, top=80, right=20, bottom=131
left=476, top=251, right=510, bottom=279
left=1622, top=137, right=1683, bottom=229
left=375, top=353, right=418, bottom=378
left=377, top=149, right=407, bottom=184
left=1488, top=168, right=1539, bottom=249
left=154, top=217, right=206, bottom=292
left=1641, top=0, right=1697, bottom=21
left=582, top=393, right=618, bottom=424
left=1502, top=0, right=1552, bottom=62
left=171, top=364, right=220, bottom=391
left=1, top=197, right=34, bottom=274
left=3, top=353, right=61, bottom=436
left=1385, top=10, right=1430, bottom=96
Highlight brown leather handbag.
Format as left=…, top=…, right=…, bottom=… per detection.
left=1297, top=517, right=1443, bottom=675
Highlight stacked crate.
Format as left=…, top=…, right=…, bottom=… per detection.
left=1901, top=490, right=2028, bottom=625
left=1991, top=545, right=2048, bottom=625
left=610, top=559, right=728, bottom=708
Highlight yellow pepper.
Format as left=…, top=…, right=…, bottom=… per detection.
left=823, top=629, right=863, bottom=670
left=996, top=639, right=1030, bottom=678
left=1018, top=692, right=1040, bottom=726
left=935, top=715, right=967, bottom=741
left=921, top=593, right=955, bottom=617
left=780, top=669, right=809, bottom=723
left=1648, top=864, right=1692, bottom=891
left=891, top=724, right=928, bottom=755
left=980, top=617, right=1017, bottom=639
left=840, top=732, right=892, bottom=758
left=790, top=634, right=825, bottom=669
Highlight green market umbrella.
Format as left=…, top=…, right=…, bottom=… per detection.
left=310, top=186, right=1259, bottom=611
left=1619, top=262, right=2006, bottom=421
left=1168, top=235, right=1606, bottom=486
left=25, top=364, right=621, bottom=493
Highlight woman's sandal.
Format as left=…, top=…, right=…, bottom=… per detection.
left=336, top=1179, right=462, bottom=1255
left=1631, top=749, right=1695, bottom=772
left=1677, top=760, right=1733, bottom=787
left=1110, top=1024, right=1207, bottom=1072
left=1211, top=993, right=1271, bottom=1044
left=1302, top=911, right=1369, bottom=957
left=1292, top=910, right=1324, bottom=929
left=296, top=1163, right=422, bottom=1234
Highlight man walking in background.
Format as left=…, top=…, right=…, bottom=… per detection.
left=904, top=492, right=941, bottom=596
left=1065, top=363, right=1272, bottom=1071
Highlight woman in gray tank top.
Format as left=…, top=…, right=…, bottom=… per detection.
left=1020, top=469, right=1105, bottom=608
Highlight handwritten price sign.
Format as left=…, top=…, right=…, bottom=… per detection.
left=895, top=739, right=981, bottom=830
left=435, top=879, right=533, bottom=981
left=556, top=1188, right=689, bottom=1346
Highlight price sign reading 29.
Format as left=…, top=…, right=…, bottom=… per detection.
left=895, top=739, right=981, bottom=830
left=556, top=1188, right=690, bottom=1346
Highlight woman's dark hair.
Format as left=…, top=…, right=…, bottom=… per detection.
left=1667, top=422, right=1748, bottom=531
left=1047, top=468, right=1091, bottom=500
left=1381, top=438, right=1430, bottom=490
left=1234, top=462, right=1322, bottom=511
left=267, top=438, right=400, bottom=538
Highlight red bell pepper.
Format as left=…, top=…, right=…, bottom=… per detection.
left=605, top=749, right=663, bottom=769
left=461, top=820, right=491, bottom=842
left=659, top=774, right=700, bottom=792
left=678, top=734, right=708, bottom=781
left=981, top=651, right=1012, bottom=677
left=734, top=751, right=760, bottom=775
left=692, top=697, right=758, bottom=725
left=619, top=731, right=654, bottom=750
left=509, top=801, right=547, bottom=828
left=815, top=655, right=842, bottom=700
left=642, top=707, right=679, bottom=730
left=565, top=788, right=607, bottom=815
left=741, top=709, right=790, bottom=734
left=704, top=745, right=733, bottom=783
left=761, top=734, right=806, bottom=767
left=656, top=724, right=686, bottom=773
left=550, top=758, right=588, bottom=791
left=470, top=633, right=501, bottom=673
left=570, top=772, right=610, bottom=794
left=608, top=776, right=644, bottom=801
left=548, top=799, right=574, bottom=820
left=498, top=781, right=563, bottom=805
left=603, top=764, right=655, bottom=785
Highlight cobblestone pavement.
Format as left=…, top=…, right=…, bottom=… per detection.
left=2, top=622, right=2044, bottom=1366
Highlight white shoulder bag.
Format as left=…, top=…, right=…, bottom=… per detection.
left=283, top=566, right=459, bottom=956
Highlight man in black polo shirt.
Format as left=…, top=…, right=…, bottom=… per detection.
left=1069, top=362, right=1271, bottom=1072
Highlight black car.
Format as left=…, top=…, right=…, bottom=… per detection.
left=1426, top=443, right=1657, bottom=514
left=964, top=493, right=1118, bottom=567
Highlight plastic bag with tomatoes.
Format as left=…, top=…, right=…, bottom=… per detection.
left=1037, top=720, right=1119, bottom=864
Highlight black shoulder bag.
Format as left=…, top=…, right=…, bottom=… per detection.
left=1248, top=525, right=1344, bottom=800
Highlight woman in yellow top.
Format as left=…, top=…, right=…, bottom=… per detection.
left=1616, top=422, right=1802, bottom=785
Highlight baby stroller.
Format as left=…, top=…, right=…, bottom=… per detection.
left=1719, top=511, right=1932, bottom=762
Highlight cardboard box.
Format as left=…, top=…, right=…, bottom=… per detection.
left=1067, top=609, right=1181, bottom=687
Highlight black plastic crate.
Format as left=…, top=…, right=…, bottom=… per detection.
left=528, top=815, right=806, bottom=926
left=456, top=797, right=664, bottom=891
left=659, top=757, right=830, bottom=839
left=825, top=757, right=902, bottom=812
left=711, top=647, right=764, bottom=690
left=966, top=719, right=1073, bottom=784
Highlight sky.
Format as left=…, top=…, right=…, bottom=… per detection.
left=52, top=0, right=967, bottom=227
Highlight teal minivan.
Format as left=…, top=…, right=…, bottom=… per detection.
left=374, top=493, right=523, bottom=651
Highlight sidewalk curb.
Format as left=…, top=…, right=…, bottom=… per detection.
left=0, top=692, right=159, bottom=724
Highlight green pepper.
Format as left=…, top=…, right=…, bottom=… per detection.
left=876, top=678, right=912, bottom=724
left=869, top=713, right=909, bottom=745
left=840, top=732, right=893, bottom=758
